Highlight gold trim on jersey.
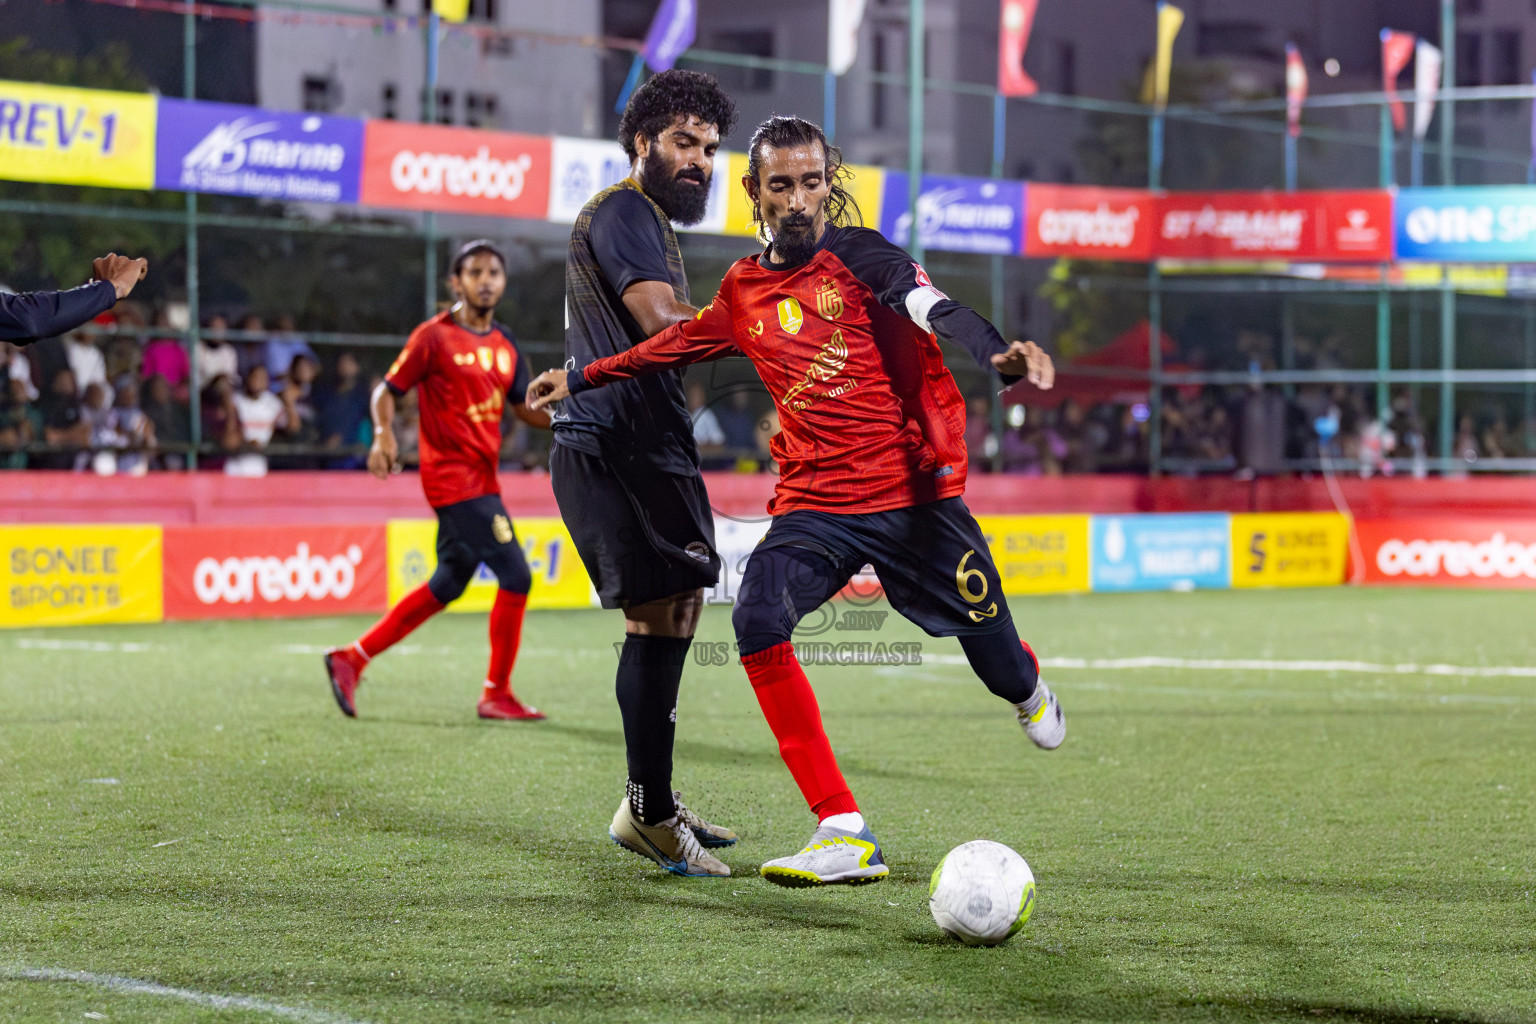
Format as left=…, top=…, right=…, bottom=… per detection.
left=814, top=277, right=844, bottom=321
left=781, top=329, right=850, bottom=412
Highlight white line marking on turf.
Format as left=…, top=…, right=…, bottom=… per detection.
left=1, top=967, right=374, bottom=1024
left=921, top=653, right=1536, bottom=679
left=12, top=639, right=160, bottom=653
left=151, top=838, right=182, bottom=848
left=82, top=779, right=120, bottom=786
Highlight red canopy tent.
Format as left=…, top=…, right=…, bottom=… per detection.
left=1007, top=321, right=1183, bottom=409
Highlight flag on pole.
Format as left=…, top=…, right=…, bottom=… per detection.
left=829, top=0, right=867, bottom=77
left=1380, top=29, right=1416, bottom=133
left=642, top=0, right=696, bottom=72
left=997, top=0, right=1040, bottom=98
left=431, top=0, right=469, bottom=22
left=1413, top=40, right=1443, bottom=140
left=1146, top=3, right=1184, bottom=109
left=1285, top=43, right=1308, bottom=138
left=1530, top=70, right=1536, bottom=181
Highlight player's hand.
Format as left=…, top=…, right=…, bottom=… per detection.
left=993, top=340, right=1054, bottom=390
left=368, top=430, right=401, bottom=480
left=526, top=369, right=570, bottom=412
left=91, top=253, right=149, bottom=300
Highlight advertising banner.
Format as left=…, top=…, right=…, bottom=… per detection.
left=1023, top=183, right=1155, bottom=261
left=359, top=120, right=551, bottom=218
left=0, top=525, right=162, bottom=628
left=1091, top=514, right=1230, bottom=592
left=387, top=516, right=592, bottom=611
left=0, top=79, right=156, bottom=190
left=1155, top=190, right=1392, bottom=262
left=155, top=99, right=363, bottom=204
left=724, top=153, right=885, bottom=239
left=977, top=515, right=1091, bottom=595
left=1357, top=518, right=1536, bottom=588
left=547, top=136, right=631, bottom=223
left=162, top=524, right=387, bottom=620
left=1395, top=187, right=1536, bottom=263
left=1229, top=512, right=1349, bottom=588
left=881, top=173, right=1024, bottom=255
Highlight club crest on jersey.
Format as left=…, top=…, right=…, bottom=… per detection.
left=777, top=297, right=804, bottom=335
left=814, top=277, right=844, bottom=321
left=496, top=349, right=512, bottom=375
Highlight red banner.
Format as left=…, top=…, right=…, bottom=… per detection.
left=1357, top=518, right=1536, bottom=588
left=1023, top=184, right=1156, bottom=261
left=163, top=524, right=388, bottom=620
left=1381, top=30, right=1416, bottom=133
left=1154, top=190, right=1392, bottom=262
left=359, top=121, right=551, bottom=217
left=997, top=0, right=1040, bottom=98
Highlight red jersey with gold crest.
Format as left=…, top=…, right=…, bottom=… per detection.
left=384, top=311, right=531, bottom=509
left=571, top=224, right=1019, bottom=515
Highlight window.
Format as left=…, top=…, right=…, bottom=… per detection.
left=1491, top=30, right=1521, bottom=86
left=434, top=88, right=454, bottom=124
left=1057, top=41, right=1076, bottom=96
left=301, top=75, right=335, bottom=113
left=381, top=83, right=397, bottom=120
left=468, top=0, right=496, bottom=21
left=872, top=29, right=889, bottom=130
left=1455, top=32, right=1483, bottom=87
left=464, top=91, right=498, bottom=128
left=710, top=29, right=775, bottom=93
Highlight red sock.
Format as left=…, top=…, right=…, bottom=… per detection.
left=357, top=583, right=444, bottom=660
left=741, top=643, right=859, bottom=820
left=484, top=589, right=528, bottom=695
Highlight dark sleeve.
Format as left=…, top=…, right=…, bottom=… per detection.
left=0, top=281, right=116, bottom=344
left=589, top=189, right=673, bottom=296
left=508, top=346, right=531, bottom=404
left=832, top=227, right=1020, bottom=386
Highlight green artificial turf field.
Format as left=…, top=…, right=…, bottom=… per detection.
left=1, top=588, right=1532, bottom=1023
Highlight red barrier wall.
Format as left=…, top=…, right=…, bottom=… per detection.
left=0, top=471, right=1532, bottom=524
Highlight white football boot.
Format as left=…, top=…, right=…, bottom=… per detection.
left=1015, top=679, right=1066, bottom=750
left=759, top=823, right=889, bottom=888
left=609, top=797, right=730, bottom=877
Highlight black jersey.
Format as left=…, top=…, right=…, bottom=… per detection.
left=554, top=179, right=698, bottom=474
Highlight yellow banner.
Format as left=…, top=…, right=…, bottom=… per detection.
left=976, top=515, right=1091, bottom=595
left=386, top=516, right=593, bottom=612
left=723, top=151, right=886, bottom=239
left=0, top=80, right=156, bottom=190
left=1230, top=513, right=1349, bottom=588
left=0, top=525, right=163, bottom=627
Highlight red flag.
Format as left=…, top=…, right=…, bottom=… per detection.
left=1285, top=43, right=1308, bottom=138
left=998, top=0, right=1039, bottom=98
left=1380, top=29, right=1416, bottom=133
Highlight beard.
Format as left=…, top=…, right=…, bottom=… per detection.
left=769, top=213, right=819, bottom=265
left=639, top=148, right=711, bottom=226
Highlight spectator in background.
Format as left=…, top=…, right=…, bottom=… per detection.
left=273, top=353, right=320, bottom=469
left=64, top=329, right=107, bottom=397
left=226, top=364, right=292, bottom=477
left=316, top=349, right=370, bottom=467
left=0, top=373, right=41, bottom=468
left=36, top=367, right=89, bottom=469
left=964, top=392, right=996, bottom=469
left=1, top=340, right=37, bottom=400
left=716, top=388, right=759, bottom=454
left=106, top=378, right=155, bottom=476
left=264, top=313, right=317, bottom=382
left=79, top=381, right=115, bottom=471
left=236, top=314, right=268, bottom=379
left=200, top=374, right=241, bottom=471
left=195, top=315, right=239, bottom=389
left=141, top=309, right=190, bottom=400
left=142, top=373, right=189, bottom=470
left=104, top=303, right=145, bottom=384
left=686, top=382, right=728, bottom=469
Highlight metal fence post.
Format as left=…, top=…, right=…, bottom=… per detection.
left=184, top=4, right=201, bottom=470
left=905, top=0, right=925, bottom=266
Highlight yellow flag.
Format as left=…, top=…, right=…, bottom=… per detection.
left=432, top=0, right=470, bottom=22
left=1151, top=2, right=1184, bottom=109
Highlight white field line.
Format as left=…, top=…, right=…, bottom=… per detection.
left=0, top=966, right=374, bottom=1024
left=11, top=638, right=161, bottom=653
left=922, top=653, right=1536, bottom=679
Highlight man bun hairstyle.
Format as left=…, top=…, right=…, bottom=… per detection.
left=618, top=69, right=739, bottom=161
left=745, top=115, right=862, bottom=241
left=451, top=238, right=506, bottom=276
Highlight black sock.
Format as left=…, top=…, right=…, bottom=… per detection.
left=958, top=624, right=1039, bottom=705
left=615, top=633, right=692, bottom=825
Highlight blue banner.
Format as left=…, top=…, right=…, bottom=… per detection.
left=880, top=173, right=1024, bottom=256
left=155, top=98, right=364, bottom=204
left=1091, top=514, right=1230, bottom=592
left=1395, top=187, right=1536, bottom=262
left=642, top=0, right=696, bottom=72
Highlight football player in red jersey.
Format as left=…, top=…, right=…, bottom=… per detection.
left=529, top=116, right=1064, bottom=887
left=324, top=240, right=551, bottom=722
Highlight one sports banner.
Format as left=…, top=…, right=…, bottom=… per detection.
left=1357, top=518, right=1536, bottom=588
left=1023, top=183, right=1156, bottom=261
left=0, top=525, right=163, bottom=628
left=642, top=0, right=696, bottom=72
left=386, top=517, right=593, bottom=611
left=162, top=524, right=387, bottom=621
left=0, top=79, right=157, bottom=190
left=880, top=172, right=1024, bottom=256
left=1155, top=190, right=1392, bottom=262
left=997, top=0, right=1040, bottom=99
left=1394, top=187, right=1536, bottom=262
left=828, top=0, right=867, bottom=77
left=1381, top=30, right=1416, bottom=133
left=155, top=99, right=364, bottom=204
left=1229, top=513, right=1350, bottom=588
left=1285, top=43, right=1308, bottom=139
left=1091, top=514, right=1229, bottom=592
left=1413, top=40, right=1443, bottom=141
left=359, top=120, right=551, bottom=218
left=976, top=515, right=1091, bottom=595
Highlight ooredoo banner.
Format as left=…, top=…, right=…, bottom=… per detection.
left=1357, top=518, right=1536, bottom=588
left=359, top=120, right=550, bottom=217
left=1155, top=190, right=1392, bottom=262
left=0, top=525, right=163, bottom=627
left=1023, top=184, right=1155, bottom=261
left=163, top=524, right=387, bottom=620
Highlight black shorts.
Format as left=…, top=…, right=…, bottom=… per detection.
left=430, top=493, right=531, bottom=603
left=749, top=497, right=1011, bottom=638
left=549, top=441, right=720, bottom=609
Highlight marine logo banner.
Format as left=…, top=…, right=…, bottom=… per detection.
left=881, top=173, right=1024, bottom=255
left=156, top=99, right=363, bottom=203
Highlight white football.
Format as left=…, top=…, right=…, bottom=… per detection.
left=928, top=840, right=1036, bottom=946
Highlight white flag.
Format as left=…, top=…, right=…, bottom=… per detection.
left=829, top=0, right=867, bottom=76
left=1414, top=39, right=1442, bottom=140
